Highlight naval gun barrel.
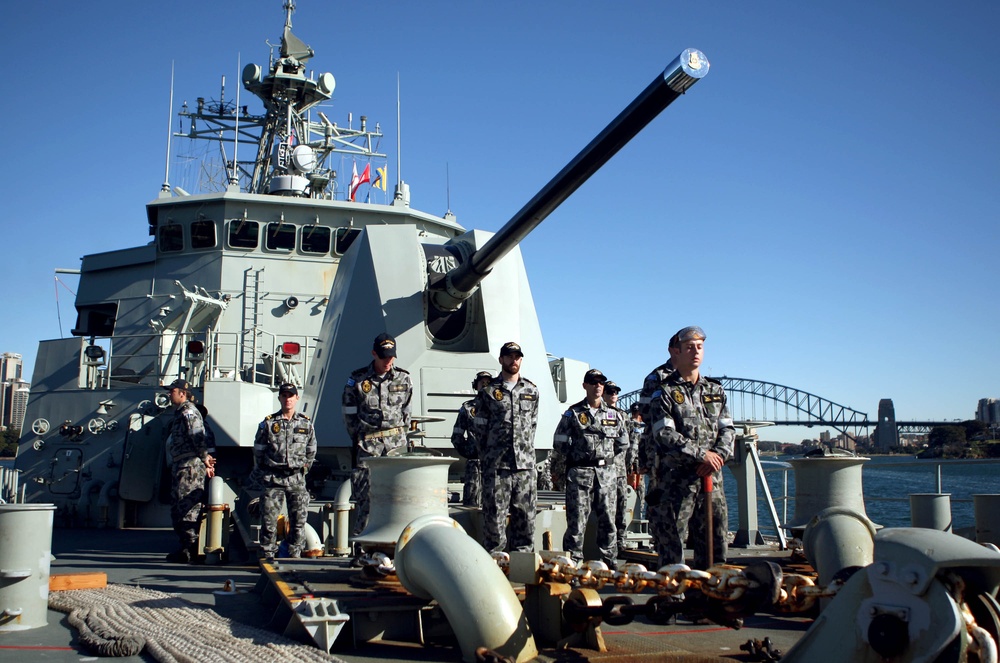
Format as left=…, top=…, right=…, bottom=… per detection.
left=430, top=48, right=710, bottom=312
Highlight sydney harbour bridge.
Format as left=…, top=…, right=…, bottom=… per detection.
left=618, top=377, right=956, bottom=450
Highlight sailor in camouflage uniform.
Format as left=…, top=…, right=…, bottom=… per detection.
left=163, top=379, right=215, bottom=563
left=473, top=342, right=539, bottom=554
left=554, top=370, right=629, bottom=567
left=342, top=333, right=412, bottom=536
left=254, top=383, right=317, bottom=560
left=628, top=403, right=647, bottom=520
left=604, top=381, right=634, bottom=556
left=636, top=358, right=673, bottom=555
left=648, top=326, right=735, bottom=570
left=450, top=371, right=493, bottom=507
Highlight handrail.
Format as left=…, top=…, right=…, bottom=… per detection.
left=89, top=328, right=314, bottom=391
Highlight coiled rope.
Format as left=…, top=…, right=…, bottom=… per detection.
left=50, top=583, right=347, bottom=662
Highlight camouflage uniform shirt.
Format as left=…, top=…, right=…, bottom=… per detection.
left=553, top=400, right=629, bottom=469
left=167, top=400, right=209, bottom=464
left=254, top=411, right=317, bottom=474
left=648, top=373, right=735, bottom=469
left=342, top=363, right=412, bottom=454
left=473, top=376, right=539, bottom=471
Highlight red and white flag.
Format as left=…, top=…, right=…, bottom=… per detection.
left=350, top=163, right=371, bottom=201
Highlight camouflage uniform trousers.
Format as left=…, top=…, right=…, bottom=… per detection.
left=259, top=470, right=310, bottom=557
left=649, top=469, right=728, bottom=570
left=481, top=466, right=536, bottom=554
left=170, top=458, right=206, bottom=549
left=351, top=457, right=372, bottom=537
left=563, top=465, right=617, bottom=566
left=614, top=475, right=630, bottom=554
left=462, top=459, right=482, bottom=508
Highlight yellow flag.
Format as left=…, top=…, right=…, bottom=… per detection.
left=375, top=166, right=387, bottom=191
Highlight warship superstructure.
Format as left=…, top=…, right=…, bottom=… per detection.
left=12, top=1, right=702, bottom=531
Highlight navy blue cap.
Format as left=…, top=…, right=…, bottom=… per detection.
left=278, top=383, right=298, bottom=395
left=373, top=333, right=397, bottom=358
left=499, top=342, right=523, bottom=357
left=584, top=369, right=607, bottom=385
left=604, top=380, right=621, bottom=394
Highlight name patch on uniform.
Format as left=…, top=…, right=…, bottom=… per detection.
left=578, top=413, right=589, bottom=425
left=389, top=384, right=408, bottom=393
left=493, top=388, right=504, bottom=401
left=361, top=380, right=372, bottom=393
left=702, top=394, right=723, bottom=404
left=294, top=427, right=309, bottom=434
left=602, top=418, right=616, bottom=426
left=520, top=394, right=535, bottom=401
left=672, top=390, right=685, bottom=404
left=271, top=422, right=281, bottom=434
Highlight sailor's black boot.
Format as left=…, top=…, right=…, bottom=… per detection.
left=165, top=548, right=192, bottom=564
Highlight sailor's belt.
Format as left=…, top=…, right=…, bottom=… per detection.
left=567, top=458, right=609, bottom=468
left=363, top=426, right=405, bottom=441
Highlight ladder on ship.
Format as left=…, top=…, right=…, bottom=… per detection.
left=241, top=267, right=264, bottom=382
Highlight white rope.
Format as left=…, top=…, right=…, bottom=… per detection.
left=49, top=584, right=347, bottom=663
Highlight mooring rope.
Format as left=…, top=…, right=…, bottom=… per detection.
left=49, top=583, right=347, bottom=662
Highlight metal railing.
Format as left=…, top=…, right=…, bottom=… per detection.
left=751, top=457, right=1000, bottom=535
left=90, top=328, right=314, bottom=391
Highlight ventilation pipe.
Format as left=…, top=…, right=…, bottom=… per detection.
left=395, top=515, right=538, bottom=663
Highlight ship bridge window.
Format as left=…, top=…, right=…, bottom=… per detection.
left=158, top=224, right=184, bottom=253
left=301, top=226, right=331, bottom=254
left=335, top=227, right=362, bottom=255
left=191, top=220, right=217, bottom=249
left=266, top=222, right=296, bottom=251
left=228, top=219, right=259, bottom=249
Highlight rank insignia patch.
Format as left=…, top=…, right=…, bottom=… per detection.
left=361, top=380, right=372, bottom=393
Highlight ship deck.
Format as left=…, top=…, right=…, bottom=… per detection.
left=1, top=528, right=816, bottom=662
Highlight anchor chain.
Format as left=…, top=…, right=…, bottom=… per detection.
left=492, top=553, right=842, bottom=615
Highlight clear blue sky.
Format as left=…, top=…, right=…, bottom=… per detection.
left=2, top=1, right=997, bottom=443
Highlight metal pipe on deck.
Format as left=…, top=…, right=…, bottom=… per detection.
left=430, top=48, right=710, bottom=312
left=395, top=514, right=538, bottom=663
left=204, top=476, right=226, bottom=563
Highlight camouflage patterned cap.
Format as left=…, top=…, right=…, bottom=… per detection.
left=669, top=325, right=706, bottom=348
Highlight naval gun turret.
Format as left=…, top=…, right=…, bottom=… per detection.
left=301, top=49, right=710, bottom=469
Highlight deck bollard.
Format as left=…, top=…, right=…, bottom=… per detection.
left=0, top=504, right=57, bottom=631
left=909, top=493, right=952, bottom=532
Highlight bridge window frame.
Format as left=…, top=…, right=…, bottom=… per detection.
left=301, top=225, right=332, bottom=254
left=265, top=222, right=296, bottom=252
left=157, top=223, right=184, bottom=253
left=227, top=219, right=260, bottom=250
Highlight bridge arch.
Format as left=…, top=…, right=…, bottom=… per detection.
left=619, top=376, right=869, bottom=438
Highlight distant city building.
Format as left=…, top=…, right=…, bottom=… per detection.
left=0, top=353, right=22, bottom=382
left=11, top=385, right=29, bottom=432
left=977, top=398, right=1000, bottom=424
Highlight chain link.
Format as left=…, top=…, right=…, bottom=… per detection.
left=493, top=554, right=841, bottom=613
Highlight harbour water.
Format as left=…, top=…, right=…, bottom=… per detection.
left=724, top=454, right=1000, bottom=535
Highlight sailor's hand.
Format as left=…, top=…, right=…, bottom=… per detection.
left=697, top=450, right=724, bottom=477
